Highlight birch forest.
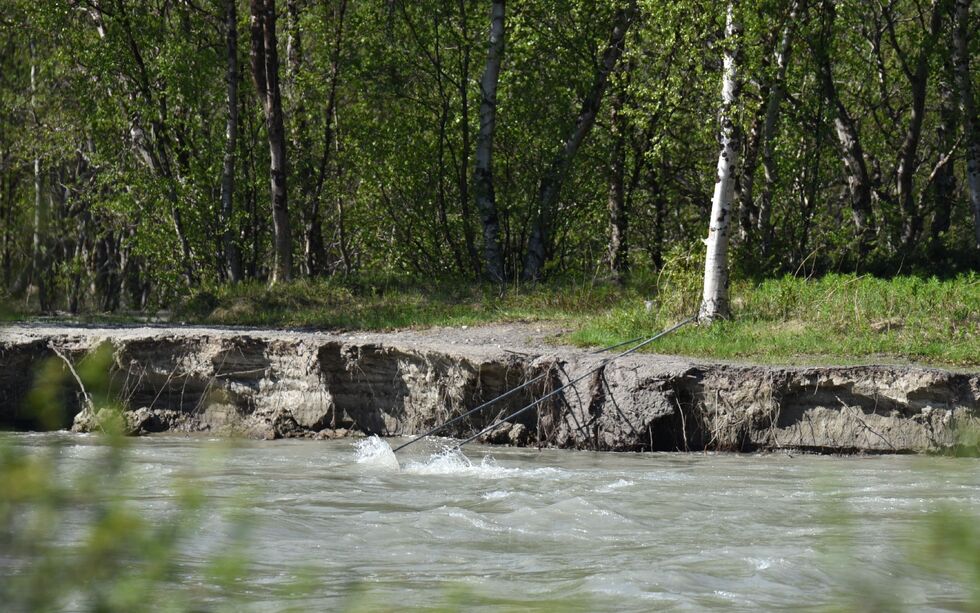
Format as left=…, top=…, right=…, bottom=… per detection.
left=1, top=0, right=977, bottom=312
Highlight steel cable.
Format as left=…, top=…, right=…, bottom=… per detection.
left=391, top=331, right=665, bottom=453
left=449, top=315, right=696, bottom=451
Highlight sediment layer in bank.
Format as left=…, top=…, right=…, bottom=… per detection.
left=1, top=324, right=977, bottom=454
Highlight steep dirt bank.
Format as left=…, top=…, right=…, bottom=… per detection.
left=1, top=323, right=977, bottom=453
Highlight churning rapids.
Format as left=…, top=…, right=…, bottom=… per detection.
left=5, top=432, right=979, bottom=610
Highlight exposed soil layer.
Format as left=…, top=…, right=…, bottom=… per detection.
left=1, top=323, right=977, bottom=453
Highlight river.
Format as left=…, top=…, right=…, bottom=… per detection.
left=3, top=432, right=978, bottom=611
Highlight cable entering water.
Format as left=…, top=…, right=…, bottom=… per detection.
left=450, top=316, right=695, bottom=451
left=393, top=316, right=694, bottom=454
left=391, top=332, right=652, bottom=453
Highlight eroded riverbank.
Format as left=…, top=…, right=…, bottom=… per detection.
left=1, top=323, right=977, bottom=453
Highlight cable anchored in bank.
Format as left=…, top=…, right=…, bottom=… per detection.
left=450, top=316, right=695, bottom=451
left=392, top=316, right=695, bottom=454
left=391, top=332, right=652, bottom=453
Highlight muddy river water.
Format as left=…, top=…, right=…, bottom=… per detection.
left=4, top=432, right=979, bottom=611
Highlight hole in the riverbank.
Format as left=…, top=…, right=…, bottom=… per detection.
left=1, top=395, right=81, bottom=432
left=0, top=350, right=85, bottom=432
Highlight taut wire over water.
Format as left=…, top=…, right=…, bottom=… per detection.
left=451, top=316, right=695, bottom=450
left=393, top=316, right=695, bottom=454
left=390, top=329, right=674, bottom=454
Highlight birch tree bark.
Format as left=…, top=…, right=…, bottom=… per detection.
left=221, top=0, right=243, bottom=283
left=522, top=0, right=638, bottom=282
left=699, top=2, right=741, bottom=323
left=251, top=0, right=293, bottom=283
left=952, top=0, right=979, bottom=247
left=473, top=0, right=506, bottom=283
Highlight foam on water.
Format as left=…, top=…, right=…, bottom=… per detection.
left=598, top=478, right=635, bottom=492
left=402, top=448, right=492, bottom=476
left=350, top=436, right=573, bottom=481
left=402, top=447, right=566, bottom=480
left=353, top=436, right=400, bottom=470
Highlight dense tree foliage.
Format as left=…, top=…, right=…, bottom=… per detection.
left=0, top=0, right=977, bottom=312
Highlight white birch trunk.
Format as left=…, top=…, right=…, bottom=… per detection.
left=700, top=2, right=741, bottom=323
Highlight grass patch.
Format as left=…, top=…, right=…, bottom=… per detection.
left=7, top=271, right=978, bottom=368
left=572, top=273, right=980, bottom=367
left=174, top=277, right=634, bottom=330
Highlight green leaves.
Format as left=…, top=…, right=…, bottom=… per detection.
left=1, top=0, right=976, bottom=312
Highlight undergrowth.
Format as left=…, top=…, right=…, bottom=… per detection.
left=7, top=264, right=978, bottom=367
left=175, top=276, right=635, bottom=330
left=573, top=272, right=980, bottom=366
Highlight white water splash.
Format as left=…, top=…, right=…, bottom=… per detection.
left=402, top=447, right=565, bottom=480
left=353, top=436, right=400, bottom=470
left=598, top=478, right=635, bottom=492
left=402, top=448, right=486, bottom=476
left=353, top=437, right=568, bottom=480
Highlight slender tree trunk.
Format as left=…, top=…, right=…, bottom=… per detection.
left=32, top=159, right=47, bottom=309
left=247, top=113, right=261, bottom=280
left=251, top=0, right=293, bottom=283
left=929, top=62, right=957, bottom=256
left=286, top=0, right=303, bottom=93
left=608, top=80, right=628, bottom=284
left=122, top=227, right=147, bottom=310
left=896, top=0, right=944, bottom=249
left=1, top=166, right=10, bottom=288
left=336, top=159, right=352, bottom=275
left=68, top=211, right=86, bottom=313
left=699, top=2, right=741, bottom=323
left=304, top=0, right=346, bottom=276
left=434, top=45, right=464, bottom=275
left=952, top=0, right=980, bottom=247
left=736, top=103, right=764, bottom=241
left=95, top=233, right=122, bottom=312
left=651, top=168, right=667, bottom=271
left=473, top=0, right=506, bottom=283
left=87, top=4, right=196, bottom=285
left=433, top=20, right=465, bottom=273
left=285, top=0, right=318, bottom=276
left=816, top=1, right=876, bottom=255
left=522, top=0, right=638, bottom=282
left=304, top=189, right=326, bottom=276
left=758, top=0, right=801, bottom=256
left=29, top=37, right=50, bottom=312
left=457, top=0, right=480, bottom=277
left=221, top=0, right=243, bottom=283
